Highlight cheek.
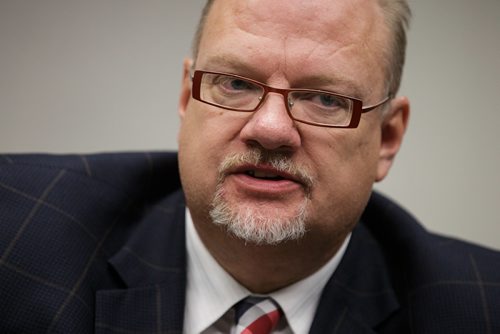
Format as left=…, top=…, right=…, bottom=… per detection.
left=313, top=126, right=380, bottom=178
left=302, top=129, right=380, bottom=235
left=178, top=105, right=247, bottom=202
left=178, top=106, right=221, bottom=204
left=307, top=126, right=381, bottom=205
left=179, top=105, right=233, bottom=160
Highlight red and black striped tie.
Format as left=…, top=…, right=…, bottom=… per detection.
left=234, top=296, right=282, bottom=334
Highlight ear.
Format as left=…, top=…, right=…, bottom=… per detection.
left=178, top=58, right=194, bottom=120
left=376, top=96, right=410, bottom=182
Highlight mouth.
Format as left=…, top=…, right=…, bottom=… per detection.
left=244, top=169, right=286, bottom=181
left=229, top=164, right=304, bottom=185
left=219, top=157, right=314, bottom=198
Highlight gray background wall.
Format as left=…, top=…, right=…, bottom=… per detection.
left=1, top=1, right=499, bottom=248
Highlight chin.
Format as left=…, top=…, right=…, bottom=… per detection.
left=209, top=188, right=310, bottom=245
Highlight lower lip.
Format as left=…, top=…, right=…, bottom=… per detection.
left=227, top=173, right=303, bottom=196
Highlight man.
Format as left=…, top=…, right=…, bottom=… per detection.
left=0, top=0, right=499, bottom=333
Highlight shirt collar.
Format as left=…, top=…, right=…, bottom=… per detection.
left=183, top=209, right=249, bottom=334
left=269, top=233, right=350, bottom=333
left=183, top=208, right=350, bottom=334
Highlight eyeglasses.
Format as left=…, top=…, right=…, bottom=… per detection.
left=191, top=70, right=392, bottom=128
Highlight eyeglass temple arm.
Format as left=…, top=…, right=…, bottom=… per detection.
left=361, top=94, right=393, bottom=113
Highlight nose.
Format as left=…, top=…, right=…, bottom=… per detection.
left=239, top=93, right=302, bottom=151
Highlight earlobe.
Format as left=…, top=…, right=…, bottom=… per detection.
left=376, top=96, right=410, bottom=182
left=178, top=58, right=194, bottom=119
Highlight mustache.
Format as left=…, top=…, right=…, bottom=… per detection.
left=217, top=148, right=314, bottom=190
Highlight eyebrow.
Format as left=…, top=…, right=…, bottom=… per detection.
left=198, top=54, right=364, bottom=98
left=292, top=74, right=363, bottom=98
left=197, top=55, right=263, bottom=79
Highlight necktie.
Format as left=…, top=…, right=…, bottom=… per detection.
left=234, top=296, right=282, bottom=334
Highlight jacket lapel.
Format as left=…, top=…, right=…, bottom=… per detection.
left=309, top=223, right=400, bottom=333
left=95, top=190, right=187, bottom=334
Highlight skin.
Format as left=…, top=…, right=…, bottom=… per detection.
left=178, top=0, right=409, bottom=293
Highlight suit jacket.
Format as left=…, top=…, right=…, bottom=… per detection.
left=0, top=152, right=499, bottom=334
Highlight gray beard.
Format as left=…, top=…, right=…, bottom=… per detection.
left=209, top=184, right=309, bottom=245
left=208, top=148, right=313, bottom=245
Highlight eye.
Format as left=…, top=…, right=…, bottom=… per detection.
left=214, top=75, right=259, bottom=92
left=314, top=93, right=347, bottom=108
left=292, top=92, right=348, bottom=110
left=228, top=79, right=253, bottom=90
left=317, top=94, right=340, bottom=107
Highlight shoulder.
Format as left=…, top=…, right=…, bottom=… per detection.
left=362, top=191, right=500, bottom=266
left=0, top=151, right=182, bottom=247
left=0, top=151, right=183, bottom=281
left=0, top=151, right=181, bottom=208
left=362, top=191, right=500, bottom=279
left=361, top=191, right=500, bottom=332
left=0, top=151, right=179, bottom=190
left=0, top=151, right=182, bottom=238
left=0, top=151, right=183, bottom=331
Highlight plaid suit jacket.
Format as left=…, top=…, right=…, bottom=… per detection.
left=0, top=152, right=499, bottom=333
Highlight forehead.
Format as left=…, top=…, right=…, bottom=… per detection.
left=198, top=0, right=389, bottom=94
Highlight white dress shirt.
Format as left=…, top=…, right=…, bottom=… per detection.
left=183, top=209, right=351, bottom=334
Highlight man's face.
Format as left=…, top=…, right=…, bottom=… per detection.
left=178, top=0, right=406, bottom=244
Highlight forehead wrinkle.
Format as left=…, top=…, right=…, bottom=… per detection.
left=198, top=1, right=287, bottom=77
left=234, top=0, right=377, bottom=46
left=282, top=36, right=364, bottom=96
left=238, top=0, right=384, bottom=93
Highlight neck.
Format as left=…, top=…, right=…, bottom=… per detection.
left=193, top=219, right=348, bottom=293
